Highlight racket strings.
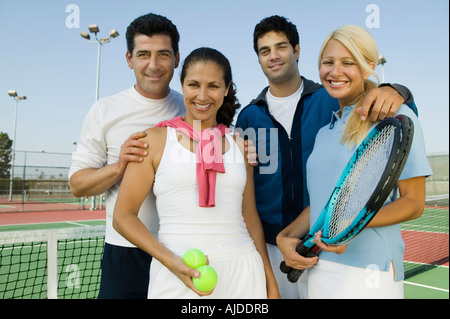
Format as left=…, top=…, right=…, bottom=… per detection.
left=327, top=125, right=396, bottom=241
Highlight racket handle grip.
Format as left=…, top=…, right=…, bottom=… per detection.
left=280, top=261, right=291, bottom=274
left=279, top=240, right=319, bottom=283
left=287, top=268, right=306, bottom=283
left=280, top=261, right=308, bottom=282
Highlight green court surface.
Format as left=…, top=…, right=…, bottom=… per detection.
left=404, top=267, right=449, bottom=299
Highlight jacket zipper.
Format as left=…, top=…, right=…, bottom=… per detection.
left=268, top=113, right=296, bottom=213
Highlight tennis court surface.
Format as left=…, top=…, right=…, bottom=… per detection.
left=0, top=204, right=448, bottom=299
left=401, top=203, right=449, bottom=299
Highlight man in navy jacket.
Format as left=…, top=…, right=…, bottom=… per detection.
left=235, top=15, right=416, bottom=298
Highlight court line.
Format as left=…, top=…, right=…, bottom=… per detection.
left=404, top=281, right=449, bottom=293
left=64, top=221, right=93, bottom=227
left=0, top=219, right=106, bottom=232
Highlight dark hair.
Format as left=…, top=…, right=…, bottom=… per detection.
left=126, top=13, right=180, bottom=55
left=180, top=47, right=240, bottom=127
left=253, top=15, right=300, bottom=54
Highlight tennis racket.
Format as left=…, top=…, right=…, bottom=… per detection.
left=280, top=114, right=414, bottom=283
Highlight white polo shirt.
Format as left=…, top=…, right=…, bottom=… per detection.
left=69, top=86, right=185, bottom=247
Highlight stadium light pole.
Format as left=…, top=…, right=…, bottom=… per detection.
left=80, top=24, right=119, bottom=209
left=7, top=90, right=27, bottom=202
left=80, top=25, right=119, bottom=101
left=378, top=55, right=387, bottom=83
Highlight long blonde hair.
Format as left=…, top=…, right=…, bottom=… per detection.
left=319, top=25, right=380, bottom=147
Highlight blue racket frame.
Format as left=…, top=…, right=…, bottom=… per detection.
left=280, top=115, right=414, bottom=282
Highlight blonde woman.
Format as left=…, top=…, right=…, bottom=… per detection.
left=277, top=25, right=432, bottom=299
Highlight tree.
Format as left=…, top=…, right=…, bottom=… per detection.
left=0, top=132, right=12, bottom=179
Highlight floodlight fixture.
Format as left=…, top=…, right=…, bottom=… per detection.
left=80, top=31, right=90, bottom=40
left=88, top=24, right=99, bottom=34
left=378, top=55, right=387, bottom=65
left=7, top=90, right=25, bottom=100
left=109, top=29, right=119, bottom=38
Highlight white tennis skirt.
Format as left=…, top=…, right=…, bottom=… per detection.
left=302, top=259, right=403, bottom=299
left=148, top=244, right=267, bottom=299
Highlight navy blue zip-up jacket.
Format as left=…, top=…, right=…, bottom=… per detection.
left=235, top=77, right=416, bottom=245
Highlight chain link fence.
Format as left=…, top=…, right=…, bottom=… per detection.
left=0, top=150, right=104, bottom=212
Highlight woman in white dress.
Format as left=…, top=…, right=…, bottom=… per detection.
left=113, top=47, right=280, bottom=299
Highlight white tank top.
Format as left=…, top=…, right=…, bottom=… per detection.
left=153, top=127, right=255, bottom=259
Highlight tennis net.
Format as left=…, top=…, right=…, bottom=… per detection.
left=0, top=225, right=105, bottom=299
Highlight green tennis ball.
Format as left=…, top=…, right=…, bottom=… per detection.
left=193, top=265, right=218, bottom=292
left=182, top=249, right=207, bottom=269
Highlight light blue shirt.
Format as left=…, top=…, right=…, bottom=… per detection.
left=306, top=104, right=432, bottom=281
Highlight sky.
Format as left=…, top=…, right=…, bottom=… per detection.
left=0, top=0, right=448, bottom=167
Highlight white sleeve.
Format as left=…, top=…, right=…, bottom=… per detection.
left=68, top=103, right=107, bottom=180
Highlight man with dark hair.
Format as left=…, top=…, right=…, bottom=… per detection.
left=69, top=13, right=185, bottom=299
left=125, top=13, right=179, bottom=55
left=236, top=15, right=416, bottom=298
